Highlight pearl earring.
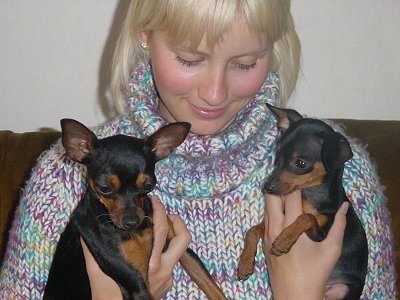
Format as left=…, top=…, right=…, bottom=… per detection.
left=141, top=42, right=148, bottom=49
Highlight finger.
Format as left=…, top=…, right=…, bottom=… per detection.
left=149, top=196, right=169, bottom=266
left=325, top=201, right=348, bottom=247
left=80, top=237, right=99, bottom=272
left=282, top=190, right=303, bottom=224
left=80, top=237, right=122, bottom=299
left=161, top=215, right=192, bottom=270
left=264, top=193, right=284, bottom=225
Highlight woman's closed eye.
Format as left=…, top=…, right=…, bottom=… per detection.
left=175, top=56, right=202, bottom=67
left=176, top=55, right=257, bottom=71
left=236, top=62, right=257, bottom=71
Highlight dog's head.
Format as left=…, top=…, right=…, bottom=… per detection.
left=61, top=119, right=190, bottom=231
left=264, top=104, right=352, bottom=195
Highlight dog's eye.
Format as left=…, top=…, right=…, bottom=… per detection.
left=96, top=184, right=113, bottom=195
left=295, top=159, right=308, bottom=169
left=143, top=181, right=155, bottom=192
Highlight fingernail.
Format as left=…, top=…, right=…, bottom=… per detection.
left=341, top=201, right=349, bottom=214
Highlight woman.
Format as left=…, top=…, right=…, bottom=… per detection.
left=0, top=1, right=395, bottom=299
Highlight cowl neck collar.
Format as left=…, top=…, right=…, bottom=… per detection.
left=125, top=61, right=280, bottom=198
left=127, top=60, right=280, bottom=157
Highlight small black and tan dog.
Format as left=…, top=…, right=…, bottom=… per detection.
left=238, top=104, right=368, bottom=300
left=43, top=119, right=227, bottom=300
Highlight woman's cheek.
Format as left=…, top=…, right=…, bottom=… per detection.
left=152, top=59, right=197, bottom=95
left=229, top=56, right=270, bottom=97
left=231, top=70, right=269, bottom=98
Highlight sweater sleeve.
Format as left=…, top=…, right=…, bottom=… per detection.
left=0, top=115, right=143, bottom=299
left=343, top=137, right=396, bottom=299
left=0, top=140, right=86, bottom=299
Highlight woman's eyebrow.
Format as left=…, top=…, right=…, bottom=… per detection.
left=174, top=45, right=270, bottom=58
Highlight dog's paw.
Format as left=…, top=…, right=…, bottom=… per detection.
left=237, top=251, right=256, bottom=280
left=270, top=236, right=293, bottom=256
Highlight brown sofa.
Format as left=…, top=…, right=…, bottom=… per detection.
left=0, top=120, right=399, bottom=292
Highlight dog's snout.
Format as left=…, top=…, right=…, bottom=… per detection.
left=263, top=184, right=276, bottom=194
left=122, top=216, right=140, bottom=230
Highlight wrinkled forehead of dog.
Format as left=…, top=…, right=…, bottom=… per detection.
left=90, top=135, right=155, bottom=175
left=279, top=118, right=335, bottom=155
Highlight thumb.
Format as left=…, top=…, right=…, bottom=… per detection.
left=149, top=196, right=169, bottom=267
left=326, top=201, right=348, bottom=246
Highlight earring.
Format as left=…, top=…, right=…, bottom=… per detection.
left=141, top=42, right=148, bottom=49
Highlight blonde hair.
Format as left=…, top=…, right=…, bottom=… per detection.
left=110, top=0, right=301, bottom=113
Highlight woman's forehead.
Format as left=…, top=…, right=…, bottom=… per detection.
left=163, top=15, right=269, bottom=51
left=145, top=1, right=287, bottom=48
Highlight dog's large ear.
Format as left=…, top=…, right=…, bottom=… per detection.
left=146, top=122, right=191, bottom=161
left=60, top=118, right=97, bottom=163
left=266, top=103, right=303, bottom=132
left=321, top=131, right=353, bottom=172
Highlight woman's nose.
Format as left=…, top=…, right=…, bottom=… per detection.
left=198, top=68, right=228, bottom=106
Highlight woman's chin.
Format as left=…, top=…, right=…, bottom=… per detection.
left=189, top=121, right=233, bottom=136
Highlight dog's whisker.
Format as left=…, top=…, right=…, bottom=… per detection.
left=94, top=212, right=112, bottom=219
left=101, top=220, right=114, bottom=226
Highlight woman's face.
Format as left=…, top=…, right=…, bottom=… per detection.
left=142, top=19, right=271, bottom=135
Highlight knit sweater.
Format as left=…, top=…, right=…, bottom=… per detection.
left=0, top=61, right=396, bottom=299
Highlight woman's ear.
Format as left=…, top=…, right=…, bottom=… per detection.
left=139, top=31, right=150, bottom=48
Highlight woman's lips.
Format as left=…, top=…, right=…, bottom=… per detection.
left=188, top=103, right=227, bottom=119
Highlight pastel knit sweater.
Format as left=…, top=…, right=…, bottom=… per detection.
left=0, top=61, right=396, bottom=299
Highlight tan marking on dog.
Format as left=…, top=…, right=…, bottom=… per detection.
left=278, top=162, right=326, bottom=192
left=88, top=177, right=125, bottom=228
left=135, top=173, right=149, bottom=189
left=270, top=213, right=319, bottom=256
left=99, top=197, right=125, bottom=228
left=120, top=228, right=153, bottom=285
left=302, top=200, right=329, bottom=227
left=238, top=222, right=265, bottom=280
left=108, top=174, right=121, bottom=190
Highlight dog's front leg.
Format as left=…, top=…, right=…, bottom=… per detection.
left=238, top=222, right=265, bottom=280
left=270, top=213, right=319, bottom=256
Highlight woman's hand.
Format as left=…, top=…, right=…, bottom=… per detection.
left=263, top=190, right=348, bottom=300
left=81, top=237, right=122, bottom=300
left=148, top=196, right=192, bottom=299
left=82, top=196, right=191, bottom=300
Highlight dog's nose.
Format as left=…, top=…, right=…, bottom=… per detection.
left=263, top=184, right=276, bottom=194
left=122, top=217, right=140, bottom=230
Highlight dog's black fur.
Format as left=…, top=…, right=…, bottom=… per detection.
left=238, top=104, right=368, bottom=300
left=43, top=119, right=227, bottom=300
